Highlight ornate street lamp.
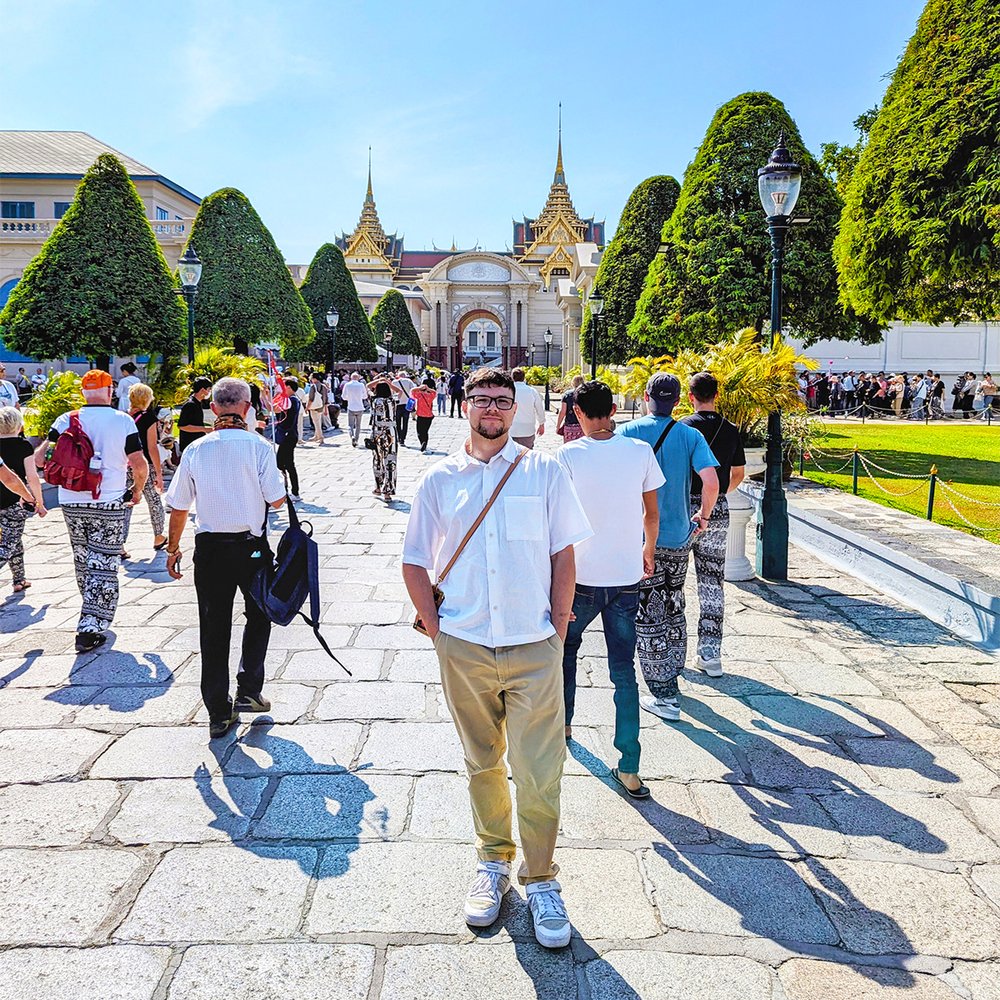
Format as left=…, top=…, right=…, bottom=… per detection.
left=544, top=327, right=554, bottom=411
left=588, top=289, right=604, bottom=380
left=326, top=306, right=339, bottom=375
left=755, top=133, right=802, bottom=582
left=384, top=329, right=393, bottom=373
left=500, top=329, right=510, bottom=370
left=176, top=246, right=203, bottom=364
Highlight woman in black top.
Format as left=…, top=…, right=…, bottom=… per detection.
left=123, top=383, right=167, bottom=553
left=556, top=374, right=585, bottom=442
left=0, top=406, right=47, bottom=592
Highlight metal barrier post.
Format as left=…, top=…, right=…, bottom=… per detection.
left=927, top=465, right=937, bottom=521
left=852, top=448, right=860, bottom=495
left=798, top=444, right=804, bottom=477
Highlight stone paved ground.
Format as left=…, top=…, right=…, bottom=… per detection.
left=1, top=410, right=999, bottom=999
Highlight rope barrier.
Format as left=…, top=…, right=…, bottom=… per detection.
left=856, top=456, right=931, bottom=499
left=936, top=489, right=1000, bottom=534
left=935, top=478, right=1000, bottom=510
left=856, top=454, right=932, bottom=480
left=808, top=454, right=855, bottom=475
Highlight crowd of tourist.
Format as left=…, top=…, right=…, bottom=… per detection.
left=799, top=369, right=998, bottom=419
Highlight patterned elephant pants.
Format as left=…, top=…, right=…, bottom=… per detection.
left=123, top=467, right=165, bottom=542
left=636, top=496, right=729, bottom=699
left=61, top=501, right=127, bottom=633
left=0, top=505, right=28, bottom=586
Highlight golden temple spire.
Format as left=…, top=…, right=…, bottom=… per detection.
left=365, top=146, right=374, bottom=204
left=554, top=103, right=565, bottom=186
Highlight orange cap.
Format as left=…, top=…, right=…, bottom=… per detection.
left=81, top=369, right=114, bottom=390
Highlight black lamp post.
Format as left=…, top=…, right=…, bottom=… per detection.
left=384, top=330, right=393, bottom=373
left=588, top=290, right=604, bottom=380
left=326, top=306, right=339, bottom=376
left=755, top=133, right=802, bottom=582
left=544, top=327, right=553, bottom=410
left=177, top=246, right=203, bottom=364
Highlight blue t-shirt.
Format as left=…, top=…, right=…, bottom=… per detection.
left=620, top=415, right=719, bottom=548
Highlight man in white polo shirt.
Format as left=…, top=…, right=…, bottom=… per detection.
left=165, top=377, right=286, bottom=739
left=556, top=380, right=663, bottom=799
left=402, top=367, right=591, bottom=949
left=341, top=372, right=369, bottom=447
left=510, top=367, right=546, bottom=449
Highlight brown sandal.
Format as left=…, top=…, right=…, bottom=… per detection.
left=12, top=581, right=30, bottom=593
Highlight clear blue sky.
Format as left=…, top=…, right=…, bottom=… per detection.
left=1, top=0, right=925, bottom=265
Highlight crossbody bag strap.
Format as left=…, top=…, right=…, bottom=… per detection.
left=437, top=448, right=527, bottom=586
left=653, top=418, right=676, bottom=454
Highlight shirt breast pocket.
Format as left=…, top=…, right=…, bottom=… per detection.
left=504, top=496, right=544, bottom=542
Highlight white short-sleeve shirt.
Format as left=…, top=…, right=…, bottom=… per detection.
left=166, top=429, right=285, bottom=535
left=402, top=437, right=593, bottom=647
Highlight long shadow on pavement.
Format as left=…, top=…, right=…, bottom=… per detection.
left=198, top=721, right=378, bottom=878
left=45, top=651, right=176, bottom=711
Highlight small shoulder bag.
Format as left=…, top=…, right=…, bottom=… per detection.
left=414, top=449, right=527, bottom=637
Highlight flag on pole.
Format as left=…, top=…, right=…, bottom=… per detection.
left=267, top=350, right=290, bottom=411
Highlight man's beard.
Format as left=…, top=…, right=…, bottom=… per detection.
left=472, top=421, right=507, bottom=440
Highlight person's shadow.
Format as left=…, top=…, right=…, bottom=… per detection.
left=45, top=651, right=176, bottom=711
left=0, top=648, right=43, bottom=688
left=0, top=597, right=50, bottom=632
left=197, top=722, right=379, bottom=877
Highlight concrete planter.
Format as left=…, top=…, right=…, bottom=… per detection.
left=725, top=447, right=764, bottom=582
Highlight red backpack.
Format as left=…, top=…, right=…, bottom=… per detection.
left=44, top=411, right=102, bottom=499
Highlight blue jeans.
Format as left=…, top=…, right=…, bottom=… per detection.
left=562, top=583, right=641, bottom=773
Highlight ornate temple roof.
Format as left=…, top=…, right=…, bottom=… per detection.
left=336, top=151, right=403, bottom=273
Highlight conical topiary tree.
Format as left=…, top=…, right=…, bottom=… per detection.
left=0, top=154, right=185, bottom=366
left=581, top=175, right=681, bottom=365
left=835, top=0, right=1000, bottom=325
left=630, top=92, right=883, bottom=351
left=185, top=188, right=315, bottom=355
left=370, top=289, right=422, bottom=359
left=297, top=243, right=377, bottom=364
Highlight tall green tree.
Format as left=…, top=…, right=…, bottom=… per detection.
left=581, top=175, right=681, bottom=365
left=370, top=289, right=422, bottom=358
left=0, top=154, right=185, bottom=366
left=820, top=107, right=879, bottom=201
left=296, top=244, right=377, bottom=364
left=186, top=188, right=314, bottom=355
left=835, top=0, right=1000, bottom=325
left=630, top=92, right=883, bottom=351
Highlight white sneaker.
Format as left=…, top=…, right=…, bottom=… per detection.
left=640, top=695, right=681, bottom=721
left=694, top=654, right=723, bottom=678
left=526, top=879, right=572, bottom=948
left=463, top=860, right=510, bottom=927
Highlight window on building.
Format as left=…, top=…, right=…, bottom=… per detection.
left=468, top=331, right=478, bottom=347
left=1, top=202, right=35, bottom=219
left=54, top=202, right=72, bottom=219
left=155, top=206, right=169, bottom=221
left=486, top=330, right=496, bottom=348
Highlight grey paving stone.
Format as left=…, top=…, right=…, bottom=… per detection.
left=321, top=601, right=405, bottom=624
left=193, top=682, right=316, bottom=725
left=408, top=772, right=482, bottom=842
left=691, top=782, right=848, bottom=857
left=307, top=841, right=472, bottom=935
left=109, top=776, right=267, bottom=844
left=773, top=662, right=882, bottom=697
left=167, top=943, right=375, bottom=1000
left=253, top=772, right=412, bottom=840
left=72, top=683, right=202, bottom=725
left=0, top=847, right=145, bottom=945
left=314, top=680, right=428, bottom=720
left=0, top=684, right=99, bottom=726
left=0, top=945, right=171, bottom=1000
left=380, top=943, right=575, bottom=1000
left=733, top=733, right=874, bottom=791
left=967, top=796, right=1000, bottom=846
left=642, top=848, right=838, bottom=945
left=117, top=844, right=315, bottom=943
left=971, top=863, right=1000, bottom=909
left=681, top=658, right=796, bottom=696
left=361, top=720, right=465, bottom=772
left=387, top=648, right=441, bottom=683
left=806, top=858, right=1000, bottom=959
left=355, top=624, right=429, bottom=650
left=222, top=722, right=362, bottom=775
left=951, top=960, right=1000, bottom=1000
left=90, top=726, right=234, bottom=779
left=843, top=739, right=1000, bottom=796
left=588, top=950, right=776, bottom=999
left=0, top=780, right=120, bottom=847
left=281, top=647, right=383, bottom=681
left=0, top=727, right=111, bottom=782
left=818, top=789, right=1000, bottom=863
left=778, top=957, right=959, bottom=998
left=68, top=650, right=195, bottom=688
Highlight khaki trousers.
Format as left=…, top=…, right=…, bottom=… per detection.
left=434, top=631, right=565, bottom=885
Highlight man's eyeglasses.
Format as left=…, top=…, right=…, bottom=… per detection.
left=467, top=394, right=515, bottom=411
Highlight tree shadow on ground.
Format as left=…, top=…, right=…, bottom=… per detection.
left=197, top=721, right=378, bottom=877
left=45, top=651, right=176, bottom=710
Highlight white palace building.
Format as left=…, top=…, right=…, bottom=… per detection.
left=1, top=130, right=996, bottom=377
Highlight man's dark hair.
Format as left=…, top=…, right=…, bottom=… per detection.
left=511, top=367, right=525, bottom=382
left=466, top=368, right=515, bottom=394
left=574, top=380, right=614, bottom=419
left=192, top=377, right=212, bottom=392
left=688, top=371, right=718, bottom=403
left=286, top=377, right=299, bottom=391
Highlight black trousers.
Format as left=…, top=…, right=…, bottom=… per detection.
left=275, top=437, right=299, bottom=495
left=395, top=406, right=410, bottom=442
left=450, top=390, right=464, bottom=416
left=194, top=532, right=272, bottom=721
left=415, top=415, right=433, bottom=450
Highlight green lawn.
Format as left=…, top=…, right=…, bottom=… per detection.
left=802, top=421, right=1000, bottom=542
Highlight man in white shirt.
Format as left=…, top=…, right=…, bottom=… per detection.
left=115, top=363, right=141, bottom=411
left=909, top=374, right=929, bottom=419
left=0, top=364, right=19, bottom=410
left=165, top=377, right=286, bottom=739
left=40, top=369, right=148, bottom=652
left=510, top=367, right=546, bottom=449
left=341, top=372, right=369, bottom=447
left=402, top=367, right=591, bottom=949
left=31, top=368, right=47, bottom=389
left=392, top=370, right=416, bottom=445
left=556, top=381, right=663, bottom=798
